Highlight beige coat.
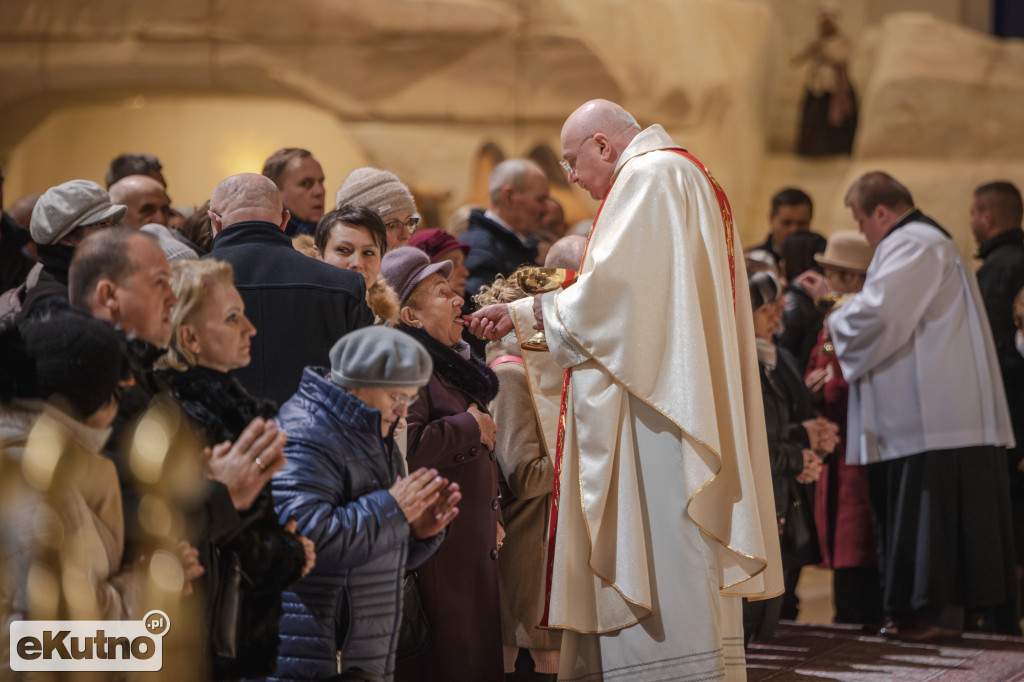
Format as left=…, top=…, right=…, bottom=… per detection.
left=486, top=341, right=561, bottom=652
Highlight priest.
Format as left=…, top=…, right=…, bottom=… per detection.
left=468, top=99, right=782, bottom=681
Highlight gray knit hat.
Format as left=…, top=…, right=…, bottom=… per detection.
left=334, top=167, right=417, bottom=223
left=31, top=180, right=127, bottom=245
left=380, top=246, right=453, bottom=303
left=141, top=224, right=198, bottom=262
left=329, top=326, right=433, bottom=388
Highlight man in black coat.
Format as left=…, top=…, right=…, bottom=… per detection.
left=750, top=187, right=814, bottom=266
left=206, top=173, right=373, bottom=404
left=461, top=159, right=550, bottom=298
left=971, top=180, right=1024, bottom=577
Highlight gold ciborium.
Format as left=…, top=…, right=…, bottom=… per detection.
left=517, top=267, right=577, bottom=352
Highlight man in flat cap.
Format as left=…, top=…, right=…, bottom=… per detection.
left=2, top=179, right=125, bottom=321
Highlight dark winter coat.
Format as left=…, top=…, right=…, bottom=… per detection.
left=460, top=210, right=538, bottom=297
left=206, top=220, right=373, bottom=405
left=777, top=284, right=825, bottom=373
left=157, top=365, right=307, bottom=681
left=13, top=243, right=75, bottom=322
left=976, top=228, right=1024, bottom=465
left=0, top=211, right=33, bottom=294
left=759, top=358, right=819, bottom=568
left=394, top=326, right=504, bottom=682
left=271, top=368, right=443, bottom=681
left=976, top=227, right=1024, bottom=557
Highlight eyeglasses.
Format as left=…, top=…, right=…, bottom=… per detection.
left=81, top=216, right=119, bottom=229
left=388, top=391, right=419, bottom=410
left=559, top=135, right=596, bottom=174
left=384, top=216, right=420, bottom=234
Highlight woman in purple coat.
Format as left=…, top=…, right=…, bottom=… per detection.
left=383, top=247, right=504, bottom=682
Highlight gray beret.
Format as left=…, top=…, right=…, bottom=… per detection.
left=31, top=179, right=127, bottom=245
left=329, top=326, right=433, bottom=388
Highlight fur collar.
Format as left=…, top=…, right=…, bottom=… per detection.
left=399, top=324, right=499, bottom=404
left=368, top=277, right=400, bottom=325
left=156, top=366, right=277, bottom=444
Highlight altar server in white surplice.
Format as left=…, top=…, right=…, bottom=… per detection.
left=830, top=171, right=1017, bottom=641
left=468, top=99, right=783, bottom=682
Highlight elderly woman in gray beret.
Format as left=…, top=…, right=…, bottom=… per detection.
left=271, top=326, right=461, bottom=681
left=381, top=247, right=504, bottom=682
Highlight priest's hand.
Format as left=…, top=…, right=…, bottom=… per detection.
left=795, top=270, right=830, bottom=300
left=465, top=304, right=514, bottom=340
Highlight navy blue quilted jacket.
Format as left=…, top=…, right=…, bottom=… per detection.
left=269, top=368, right=443, bottom=681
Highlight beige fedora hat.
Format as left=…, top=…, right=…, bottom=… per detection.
left=814, top=231, right=874, bottom=272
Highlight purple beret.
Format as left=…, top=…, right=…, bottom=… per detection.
left=380, top=246, right=453, bottom=303
left=408, top=228, right=471, bottom=262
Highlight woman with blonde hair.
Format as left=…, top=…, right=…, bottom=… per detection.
left=156, top=258, right=315, bottom=680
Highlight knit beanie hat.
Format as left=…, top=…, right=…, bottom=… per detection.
left=408, top=228, right=471, bottom=262
left=0, top=309, right=127, bottom=419
left=334, top=168, right=417, bottom=223
left=329, top=326, right=432, bottom=388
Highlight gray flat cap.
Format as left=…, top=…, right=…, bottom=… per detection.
left=329, top=326, right=433, bottom=388
left=31, top=179, right=127, bottom=245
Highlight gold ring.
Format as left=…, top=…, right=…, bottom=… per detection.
left=255, top=457, right=266, bottom=471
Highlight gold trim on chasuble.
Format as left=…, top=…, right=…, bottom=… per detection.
left=539, top=147, right=765, bottom=630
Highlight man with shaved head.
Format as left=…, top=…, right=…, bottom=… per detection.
left=468, top=99, right=781, bottom=680
left=205, top=173, right=372, bottom=403
left=462, top=158, right=550, bottom=297
left=109, top=174, right=172, bottom=228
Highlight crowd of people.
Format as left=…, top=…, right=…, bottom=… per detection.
left=0, top=98, right=1022, bottom=682
left=744, top=180, right=1024, bottom=642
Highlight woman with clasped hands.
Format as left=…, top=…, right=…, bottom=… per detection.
left=154, top=259, right=316, bottom=680
left=379, top=247, right=504, bottom=682
left=271, top=326, right=460, bottom=681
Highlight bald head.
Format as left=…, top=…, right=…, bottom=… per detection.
left=544, top=234, right=587, bottom=271
left=488, top=159, right=550, bottom=236
left=562, top=100, right=641, bottom=143
left=560, top=100, right=641, bottom=200
left=209, top=173, right=287, bottom=234
left=109, top=174, right=171, bottom=228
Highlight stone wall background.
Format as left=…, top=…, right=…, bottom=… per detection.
left=0, top=0, right=1019, bottom=258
